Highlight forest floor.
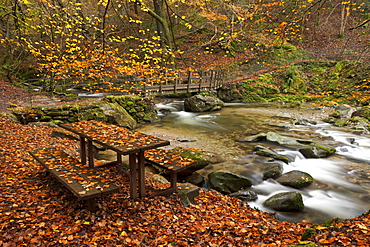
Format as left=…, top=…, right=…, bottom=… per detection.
left=1, top=79, right=370, bottom=246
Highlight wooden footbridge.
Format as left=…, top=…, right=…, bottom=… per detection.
left=22, top=70, right=225, bottom=97
left=135, top=70, right=225, bottom=96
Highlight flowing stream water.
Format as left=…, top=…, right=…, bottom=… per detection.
left=138, top=100, right=370, bottom=224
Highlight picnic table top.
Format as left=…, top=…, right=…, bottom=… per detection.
left=59, top=120, right=170, bottom=154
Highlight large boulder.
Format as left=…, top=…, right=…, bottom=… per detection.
left=99, top=103, right=137, bottom=129
left=276, top=170, right=313, bottom=188
left=208, top=171, right=252, bottom=194
left=184, top=95, right=224, bottom=112
left=253, top=145, right=289, bottom=164
left=263, top=191, right=304, bottom=212
left=298, top=143, right=336, bottom=158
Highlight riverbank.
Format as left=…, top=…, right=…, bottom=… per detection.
left=138, top=101, right=336, bottom=156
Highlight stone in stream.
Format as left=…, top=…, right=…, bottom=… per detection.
left=275, top=170, right=313, bottom=189
left=252, top=145, right=289, bottom=164
left=262, top=162, right=284, bottom=180
left=229, top=190, right=258, bottom=202
left=263, top=191, right=304, bottom=212
left=184, top=95, right=224, bottom=112
left=208, top=171, right=252, bottom=194
left=335, top=104, right=353, bottom=118
left=237, top=132, right=306, bottom=147
left=298, top=143, right=336, bottom=158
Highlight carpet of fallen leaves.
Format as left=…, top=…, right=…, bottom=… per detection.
left=2, top=117, right=370, bottom=246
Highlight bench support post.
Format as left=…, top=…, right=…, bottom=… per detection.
left=87, top=139, right=94, bottom=168
left=129, top=153, right=138, bottom=200
left=80, top=137, right=87, bottom=165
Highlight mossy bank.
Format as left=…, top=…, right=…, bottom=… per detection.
left=9, top=95, right=159, bottom=128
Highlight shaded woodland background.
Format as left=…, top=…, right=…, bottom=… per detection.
left=0, top=0, right=369, bottom=93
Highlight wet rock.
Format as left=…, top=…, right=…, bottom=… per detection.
left=298, top=143, right=336, bottom=158
left=237, top=132, right=305, bottom=147
left=237, top=133, right=267, bottom=142
left=208, top=171, right=252, bottom=194
left=275, top=113, right=293, bottom=119
left=276, top=170, right=313, bottom=188
left=184, top=95, right=224, bottom=112
left=253, top=145, right=289, bottom=164
left=346, top=137, right=356, bottom=144
left=292, top=118, right=317, bottom=125
left=263, top=191, right=304, bottom=212
left=263, top=163, right=284, bottom=180
left=322, top=117, right=337, bottom=123
left=185, top=172, right=205, bottom=185
left=266, top=132, right=304, bottom=146
left=159, top=108, right=172, bottom=115
left=229, top=190, right=258, bottom=201
left=178, top=138, right=195, bottom=142
left=336, top=104, right=353, bottom=118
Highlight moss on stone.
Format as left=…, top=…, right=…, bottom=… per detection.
left=333, top=119, right=349, bottom=127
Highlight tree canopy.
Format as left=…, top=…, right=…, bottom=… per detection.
left=0, top=0, right=369, bottom=92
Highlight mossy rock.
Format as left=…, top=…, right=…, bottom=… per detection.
left=276, top=170, right=313, bottom=189
left=208, top=170, right=252, bottom=194
left=104, top=95, right=159, bottom=123
left=299, top=143, right=336, bottom=158
left=263, top=191, right=304, bottom=212
left=351, top=106, right=370, bottom=121
left=329, top=111, right=341, bottom=118
left=333, top=119, right=349, bottom=127
left=253, top=145, right=289, bottom=164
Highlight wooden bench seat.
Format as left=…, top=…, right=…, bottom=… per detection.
left=29, top=147, right=119, bottom=212
left=144, top=149, right=197, bottom=196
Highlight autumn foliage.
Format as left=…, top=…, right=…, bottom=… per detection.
left=1, top=0, right=369, bottom=92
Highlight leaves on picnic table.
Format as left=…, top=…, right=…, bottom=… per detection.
left=1, top=115, right=370, bottom=246
left=144, top=148, right=196, bottom=170
left=63, top=120, right=169, bottom=150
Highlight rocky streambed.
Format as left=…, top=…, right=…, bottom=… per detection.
left=137, top=101, right=370, bottom=223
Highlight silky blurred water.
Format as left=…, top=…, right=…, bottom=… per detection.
left=138, top=101, right=370, bottom=223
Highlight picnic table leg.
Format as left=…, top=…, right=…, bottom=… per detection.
left=170, top=171, right=178, bottom=193
left=87, top=139, right=94, bottom=168
left=137, top=151, right=145, bottom=198
left=80, top=137, right=87, bottom=165
left=129, top=153, right=138, bottom=200
left=87, top=199, right=97, bottom=212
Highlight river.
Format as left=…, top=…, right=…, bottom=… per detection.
left=137, top=101, right=370, bottom=224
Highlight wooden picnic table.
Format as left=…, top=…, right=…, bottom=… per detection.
left=59, top=120, right=170, bottom=200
